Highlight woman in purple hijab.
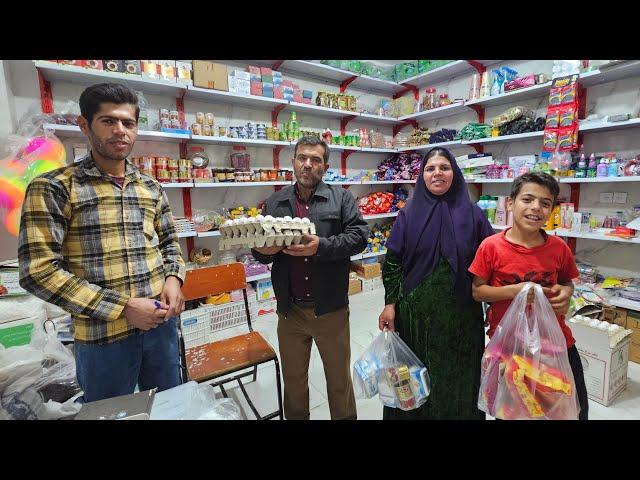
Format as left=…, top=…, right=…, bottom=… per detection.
left=378, top=147, right=494, bottom=420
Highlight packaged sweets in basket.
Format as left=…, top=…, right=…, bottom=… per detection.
left=352, top=330, right=431, bottom=411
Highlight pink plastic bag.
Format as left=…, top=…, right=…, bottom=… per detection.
left=478, top=283, right=580, bottom=420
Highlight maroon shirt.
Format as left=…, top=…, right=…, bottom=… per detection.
left=289, top=184, right=314, bottom=301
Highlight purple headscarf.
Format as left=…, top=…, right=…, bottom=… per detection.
left=385, top=147, right=494, bottom=304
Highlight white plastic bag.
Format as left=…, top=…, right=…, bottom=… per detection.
left=0, top=326, right=81, bottom=420
left=353, top=331, right=430, bottom=411
left=478, top=283, right=579, bottom=420
left=182, top=384, right=242, bottom=420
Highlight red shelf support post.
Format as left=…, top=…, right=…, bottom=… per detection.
left=339, top=76, right=358, bottom=93
left=341, top=150, right=353, bottom=176
left=466, top=60, right=486, bottom=76
left=37, top=69, right=54, bottom=114
left=271, top=61, right=284, bottom=71
left=340, top=115, right=357, bottom=137
left=393, top=84, right=419, bottom=102
left=271, top=104, right=286, bottom=128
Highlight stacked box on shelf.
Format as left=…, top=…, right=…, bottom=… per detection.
left=302, top=90, right=313, bottom=105
left=192, top=61, right=228, bottom=91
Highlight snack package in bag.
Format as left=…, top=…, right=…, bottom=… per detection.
left=478, top=283, right=579, bottom=420
left=352, top=331, right=430, bottom=411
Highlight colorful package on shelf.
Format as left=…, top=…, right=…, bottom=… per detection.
left=237, top=253, right=270, bottom=278
left=358, top=191, right=395, bottom=215
left=365, top=223, right=393, bottom=254
left=375, top=153, right=422, bottom=181
left=454, top=123, right=492, bottom=141
left=478, top=284, right=579, bottom=420
left=391, top=188, right=409, bottom=211
left=428, top=128, right=458, bottom=144
left=503, top=74, right=536, bottom=92
left=352, top=331, right=430, bottom=410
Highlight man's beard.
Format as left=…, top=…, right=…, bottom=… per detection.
left=297, top=172, right=321, bottom=189
left=88, top=130, right=131, bottom=162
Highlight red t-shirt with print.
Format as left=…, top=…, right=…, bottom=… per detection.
left=468, top=228, right=580, bottom=348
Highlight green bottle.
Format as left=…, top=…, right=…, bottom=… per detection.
left=288, top=112, right=298, bottom=141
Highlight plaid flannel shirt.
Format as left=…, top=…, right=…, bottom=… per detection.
left=18, top=154, right=186, bottom=344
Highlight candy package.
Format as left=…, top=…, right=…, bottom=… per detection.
left=559, top=104, right=577, bottom=127
left=353, top=330, right=430, bottom=411
left=557, top=126, right=577, bottom=151
left=543, top=129, right=558, bottom=151
left=545, top=107, right=561, bottom=129
left=478, top=283, right=580, bottom=420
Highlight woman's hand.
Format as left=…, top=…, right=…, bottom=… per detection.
left=379, top=304, right=396, bottom=331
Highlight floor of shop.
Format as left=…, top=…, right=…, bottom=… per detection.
left=206, top=290, right=640, bottom=420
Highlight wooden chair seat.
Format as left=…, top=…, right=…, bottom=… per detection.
left=185, top=332, right=277, bottom=383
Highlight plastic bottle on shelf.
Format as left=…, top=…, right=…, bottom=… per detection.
left=486, top=197, right=498, bottom=224
left=608, top=156, right=618, bottom=177
left=288, top=112, right=298, bottom=141
left=575, top=153, right=586, bottom=178
left=597, top=158, right=608, bottom=177
left=587, top=153, right=597, bottom=178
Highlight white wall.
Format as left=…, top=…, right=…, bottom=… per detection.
left=1, top=60, right=639, bottom=275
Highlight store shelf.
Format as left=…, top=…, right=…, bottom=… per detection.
left=43, top=124, right=190, bottom=142
left=284, top=101, right=359, bottom=119
left=398, top=140, right=464, bottom=152
left=553, top=228, right=640, bottom=244
left=464, top=178, right=513, bottom=183
left=246, top=272, right=271, bottom=283
left=34, top=61, right=185, bottom=96
left=186, top=85, right=288, bottom=109
left=398, top=102, right=468, bottom=123
left=609, top=296, right=640, bottom=313
left=465, top=82, right=553, bottom=109
left=363, top=212, right=400, bottom=220
left=357, top=113, right=401, bottom=125
left=359, top=147, right=398, bottom=153
left=196, top=231, right=221, bottom=238
left=579, top=61, right=640, bottom=87
left=328, top=144, right=360, bottom=152
left=162, top=182, right=192, bottom=188
left=350, top=250, right=388, bottom=261
left=399, top=60, right=504, bottom=89
left=177, top=231, right=197, bottom=238
left=462, top=131, right=544, bottom=145
left=326, top=180, right=416, bottom=186
left=190, top=135, right=290, bottom=147
left=560, top=176, right=640, bottom=183
left=193, top=181, right=291, bottom=188
left=579, top=117, right=640, bottom=133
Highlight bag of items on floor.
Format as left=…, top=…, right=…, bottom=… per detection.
left=183, top=384, right=242, bottom=420
left=478, top=283, right=579, bottom=420
left=0, top=322, right=82, bottom=420
left=352, top=330, right=430, bottom=411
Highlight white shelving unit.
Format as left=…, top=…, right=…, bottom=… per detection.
left=196, top=231, right=221, bottom=238
left=246, top=272, right=271, bottom=283
left=177, top=231, right=197, bottom=238
left=162, top=182, right=192, bottom=188
left=553, top=229, right=640, bottom=244
left=190, top=135, right=290, bottom=147
left=363, top=212, right=400, bottom=220
left=44, top=124, right=190, bottom=142
left=350, top=250, right=387, bottom=261
left=398, top=140, right=462, bottom=151
left=462, top=131, right=544, bottom=145
left=398, top=102, right=468, bottom=123
left=399, top=60, right=503, bottom=89
left=193, top=181, right=291, bottom=188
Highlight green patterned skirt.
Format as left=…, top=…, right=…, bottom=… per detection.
left=382, top=254, right=485, bottom=420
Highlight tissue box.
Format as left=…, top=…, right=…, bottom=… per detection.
left=250, top=82, right=263, bottom=96
left=141, top=60, right=160, bottom=80
left=303, top=90, right=313, bottom=99
left=250, top=73, right=262, bottom=83
left=234, top=69, right=251, bottom=81
left=293, top=94, right=303, bottom=103
left=176, top=61, right=192, bottom=85
left=569, top=320, right=631, bottom=406
left=350, top=261, right=381, bottom=279
left=124, top=60, right=141, bottom=75
left=360, top=276, right=384, bottom=293
left=103, top=60, right=125, bottom=73
left=85, top=60, right=103, bottom=70
left=227, top=75, right=237, bottom=93
left=261, top=75, right=273, bottom=84
left=260, top=67, right=273, bottom=77
left=248, top=66, right=261, bottom=76
left=302, top=98, right=312, bottom=104
left=262, top=90, right=273, bottom=98
left=236, top=79, right=250, bottom=95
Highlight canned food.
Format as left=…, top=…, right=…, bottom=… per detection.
left=156, top=169, right=170, bottom=182
left=196, top=112, right=205, bottom=125
left=277, top=169, right=285, bottom=181
left=205, top=112, right=214, bottom=125
left=285, top=169, right=293, bottom=182
left=169, top=170, right=179, bottom=181
left=160, top=119, right=170, bottom=129
left=169, top=110, right=179, bottom=122
left=170, top=119, right=181, bottom=129
left=191, top=123, right=202, bottom=135
left=225, top=169, right=235, bottom=181
left=202, top=124, right=212, bottom=136
left=268, top=169, right=277, bottom=182
left=260, top=169, right=270, bottom=181
left=167, top=158, right=179, bottom=170
left=159, top=109, right=170, bottom=121
left=218, top=126, right=227, bottom=137
left=155, top=157, right=168, bottom=170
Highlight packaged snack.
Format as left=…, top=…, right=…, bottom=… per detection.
left=560, top=84, right=578, bottom=104
left=548, top=87, right=563, bottom=106
left=559, top=104, right=577, bottom=127
left=545, top=107, right=561, bottom=129
left=557, top=126, right=577, bottom=151
left=543, top=129, right=558, bottom=151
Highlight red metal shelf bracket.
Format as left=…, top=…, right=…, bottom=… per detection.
left=271, top=61, right=284, bottom=71
left=271, top=104, right=286, bottom=128
left=341, top=150, right=354, bottom=176
left=392, top=120, right=418, bottom=138
left=340, top=76, right=357, bottom=93
left=468, top=104, right=486, bottom=124
left=393, top=84, right=419, bottom=101
left=466, top=60, right=486, bottom=76
left=176, top=90, right=186, bottom=129
left=273, top=145, right=284, bottom=170
left=340, top=115, right=357, bottom=136
left=37, top=69, right=53, bottom=114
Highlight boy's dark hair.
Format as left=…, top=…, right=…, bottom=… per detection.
left=510, top=172, right=560, bottom=201
left=294, top=136, right=329, bottom=163
left=79, top=83, right=139, bottom=125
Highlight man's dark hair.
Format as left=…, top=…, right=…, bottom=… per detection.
left=79, top=83, right=140, bottom=125
left=510, top=172, right=560, bottom=201
left=294, top=136, right=329, bottom=163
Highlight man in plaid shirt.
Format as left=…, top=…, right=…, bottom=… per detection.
left=19, top=83, right=186, bottom=402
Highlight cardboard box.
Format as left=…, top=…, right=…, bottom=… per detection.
left=302, top=98, right=312, bottom=104
left=250, top=83, right=263, bottom=96
left=250, top=73, right=262, bottom=83
left=348, top=278, right=362, bottom=296
left=602, top=306, right=628, bottom=327
left=141, top=60, right=160, bottom=80
left=60, top=60, right=86, bottom=67
left=350, top=261, right=381, bottom=279
left=303, top=90, right=313, bottom=99
left=248, top=66, right=261, bottom=76
left=176, top=61, right=192, bottom=84
left=124, top=60, right=141, bottom=75
left=626, top=313, right=640, bottom=363
left=260, top=67, right=273, bottom=77
left=158, top=60, right=176, bottom=82
left=262, top=81, right=274, bottom=90
left=192, top=61, right=228, bottom=91
left=255, top=278, right=274, bottom=301
left=104, top=60, right=125, bottom=73
left=569, top=321, right=631, bottom=406
left=235, top=79, right=250, bottom=95
left=262, top=90, right=274, bottom=98
left=0, top=266, right=27, bottom=297
left=227, top=75, right=237, bottom=93
left=234, top=69, right=251, bottom=81
left=274, top=90, right=284, bottom=99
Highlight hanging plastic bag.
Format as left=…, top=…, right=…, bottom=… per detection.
left=352, top=330, right=430, bottom=411
left=478, top=283, right=579, bottom=420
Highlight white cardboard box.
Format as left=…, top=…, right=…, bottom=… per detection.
left=569, top=321, right=631, bottom=406
left=359, top=276, right=383, bottom=293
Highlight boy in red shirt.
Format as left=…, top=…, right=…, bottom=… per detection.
left=468, top=172, right=588, bottom=420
